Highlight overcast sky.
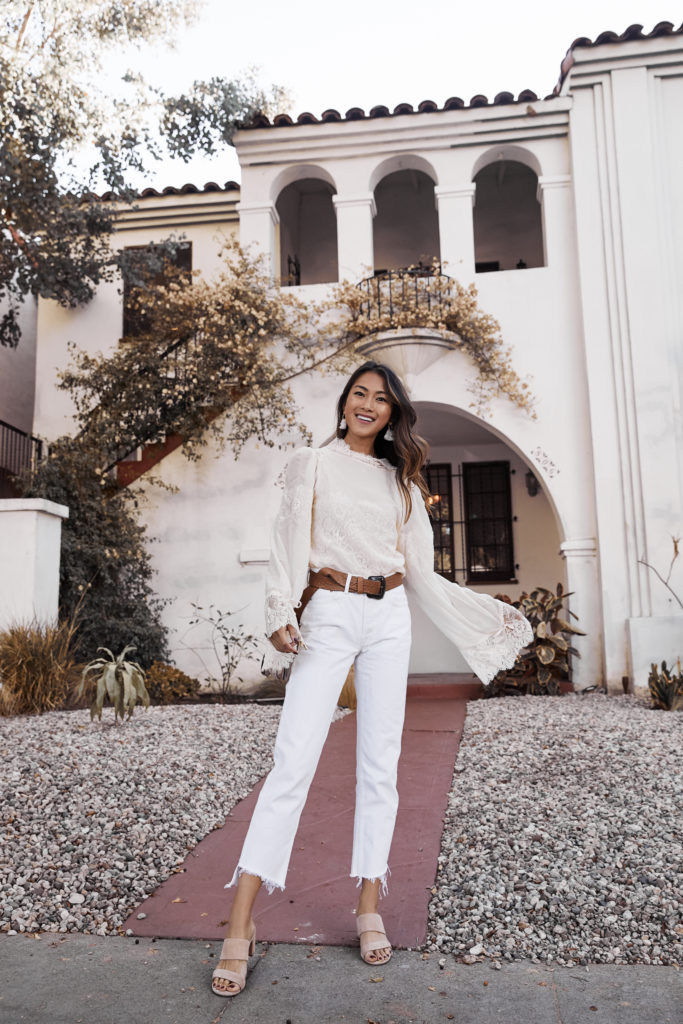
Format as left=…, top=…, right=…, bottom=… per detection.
left=130, top=1, right=680, bottom=190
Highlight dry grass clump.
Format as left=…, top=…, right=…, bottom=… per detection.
left=0, top=617, right=79, bottom=716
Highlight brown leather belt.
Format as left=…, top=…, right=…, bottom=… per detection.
left=295, top=567, right=404, bottom=623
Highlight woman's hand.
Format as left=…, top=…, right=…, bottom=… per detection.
left=269, top=623, right=301, bottom=654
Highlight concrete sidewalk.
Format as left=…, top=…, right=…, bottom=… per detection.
left=0, top=933, right=680, bottom=1024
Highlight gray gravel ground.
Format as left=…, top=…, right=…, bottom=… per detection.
left=0, top=704, right=288, bottom=936
left=425, top=694, right=682, bottom=967
left=1, top=695, right=680, bottom=971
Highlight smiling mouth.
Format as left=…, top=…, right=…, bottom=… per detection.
left=355, top=414, right=375, bottom=423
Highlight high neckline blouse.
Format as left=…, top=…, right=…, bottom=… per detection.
left=325, top=435, right=393, bottom=470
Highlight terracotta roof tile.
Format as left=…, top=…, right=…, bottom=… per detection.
left=443, top=96, right=466, bottom=110
left=92, top=181, right=240, bottom=201
left=555, top=21, right=683, bottom=92
left=240, top=22, right=683, bottom=131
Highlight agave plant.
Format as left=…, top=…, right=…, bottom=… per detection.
left=487, top=583, right=586, bottom=696
left=648, top=660, right=683, bottom=711
left=77, top=645, right=150, bottom=723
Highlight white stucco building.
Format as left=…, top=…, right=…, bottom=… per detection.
left=14, top=22, right=683, bottom=691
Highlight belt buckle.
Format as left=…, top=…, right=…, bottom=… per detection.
left=367, top=575, right=386, bottom=599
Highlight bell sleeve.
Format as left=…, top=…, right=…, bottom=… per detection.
left=398, top=485, right=533, bottom=685
left=264, top=445, right=317, bottom=638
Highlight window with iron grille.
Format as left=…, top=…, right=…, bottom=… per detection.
left=462, top=460, right=515, bottom=582
left=424, top=463, right=455, bottom=581
left=122, top=242, right=192, bottom=339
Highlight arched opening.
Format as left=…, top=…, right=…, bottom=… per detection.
left=373, top=169, right=440, bottom=274
left=275, top=178, right=338, bottom=285
left=473, top=160, right=544, bottom=272
left=410, top=401, right=565, bottom=674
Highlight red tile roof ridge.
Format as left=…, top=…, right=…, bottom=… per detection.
left=555, top=21, right=683, bottom=93
left=241, top=21, right=683, bottom=131
left=87, top=181, right=241, bottom=201
left=245, top=90, right=548, bottom=130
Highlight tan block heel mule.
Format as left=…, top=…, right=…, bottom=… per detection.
left=211, top=925, right=256, bottom=996
left=356, top=912, right=393, bottom=964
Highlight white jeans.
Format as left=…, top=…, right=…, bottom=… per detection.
left=225, top=584, right=412, bottom=898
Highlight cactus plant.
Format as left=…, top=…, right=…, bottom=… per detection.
left=77, top=645, right=150, bottom=723
left=648, top=660, right=683, bottom=711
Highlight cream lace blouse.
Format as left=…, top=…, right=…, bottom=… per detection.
left=264, top=436, right=532, bottom=684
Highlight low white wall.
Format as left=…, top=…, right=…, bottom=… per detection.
left=0, top=499, right=69, bottom=628
left=628, top=616, right=683, bottom=696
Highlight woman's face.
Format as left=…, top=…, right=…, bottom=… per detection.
left=343, top=371, right=393, bottom=443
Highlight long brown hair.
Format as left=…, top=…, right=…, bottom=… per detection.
left=335, top=361, right=430, bottom=520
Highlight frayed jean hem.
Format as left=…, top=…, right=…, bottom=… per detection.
left=224, top=863, right=286, bottom=897
left=352, top=865, right=391, bottom=899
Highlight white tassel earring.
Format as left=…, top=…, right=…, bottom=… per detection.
left=385, top=423, right=394, bottom=441
left=339, top=415, right=347, bottom=431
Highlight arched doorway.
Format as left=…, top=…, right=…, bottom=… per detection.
left=410, top=401, right=565, bottom=675
left=473, top=159, right=544, bottom=272
left=275, top=177, right=338, bottom=285
left=373, top=169, right=440, bottom=273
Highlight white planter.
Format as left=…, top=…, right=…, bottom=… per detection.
left=627, top=616, right=683, bottom=695
left=0, top=498, right=69, bottom=629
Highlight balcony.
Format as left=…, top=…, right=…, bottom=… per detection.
left=355, top=266, right=462, bottom=379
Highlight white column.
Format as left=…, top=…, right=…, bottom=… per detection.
left=536, top=175, right=572, bottom=268
left=236, top=201, right=280, bottom=279
left=434, top=185, right=476, bottom=280
left=559, top=537, right=604, bottom=691
left=0, top=498, right=69, bottom=628
left=332, top=194, right=376, bottom=282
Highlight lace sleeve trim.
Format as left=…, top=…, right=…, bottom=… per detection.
left=460, top=607, right=534, bottom=686
left=265, top=591, right=297, bottom=636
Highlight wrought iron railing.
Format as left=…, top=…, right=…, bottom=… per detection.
left=359, top=264, right=451, bottom=320
left=0, top=419, right=45, bottom=496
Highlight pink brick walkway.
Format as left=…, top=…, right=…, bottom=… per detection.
left=124, top=677, right=477, bottom=948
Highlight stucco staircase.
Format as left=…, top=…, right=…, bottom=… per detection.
left=114, top=400, right=228, bottom=487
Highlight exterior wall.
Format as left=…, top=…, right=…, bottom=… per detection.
left=34, top=191, right=240, bottom=441
left=565, top=37, right=683, bottom=689
left=0, top=297, right=37, bottom=433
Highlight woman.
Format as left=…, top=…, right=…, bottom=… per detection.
left=211, top=361, right=532, bottom=997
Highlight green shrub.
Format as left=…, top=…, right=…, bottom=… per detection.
left=648, top=660, right=683, bottom=711
left=0, top=617, right=79, bottom=716
left=485, top=583, right=585, bottom=697
left=145, top=660, right=200, bottom=704
left=24, top=441, right=169, bottom=668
